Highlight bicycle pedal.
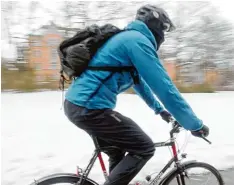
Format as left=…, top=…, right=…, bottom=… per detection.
left=181, top=153, right=187, bottom=158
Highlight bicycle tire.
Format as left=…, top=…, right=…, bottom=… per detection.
left=29, top=173, right=98, bottom=185
left=163, top=162, right=224, bottom=185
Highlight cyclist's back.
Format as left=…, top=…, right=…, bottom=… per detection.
left=65, top=21, right=154, bottom=110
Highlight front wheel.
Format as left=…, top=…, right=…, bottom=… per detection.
left=163, top=162, right=224, bottom=185
left=29, top=173, right=98, bottom=185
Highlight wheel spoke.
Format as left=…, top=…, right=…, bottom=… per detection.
left=202, top=171, right=213, bottom=185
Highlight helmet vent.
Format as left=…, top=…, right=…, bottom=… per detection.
left=152, top=11, right=159, bottom=18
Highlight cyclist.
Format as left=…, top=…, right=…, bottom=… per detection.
left=64, top=4, right=209, bottom=185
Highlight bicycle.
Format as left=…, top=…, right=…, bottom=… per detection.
left=30, top=120, right=224, bottom=185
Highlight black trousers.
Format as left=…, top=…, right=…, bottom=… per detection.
left=64, top=100, right=155, bottom=185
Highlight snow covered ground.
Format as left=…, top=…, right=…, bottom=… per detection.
left=1, top=91, right=234, bottom=185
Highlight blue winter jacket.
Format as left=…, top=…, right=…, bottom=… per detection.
left=65, top=20, right=203, bottom=131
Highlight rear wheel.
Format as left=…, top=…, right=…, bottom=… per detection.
left=29, top=173, right=98, bottom=185
left=163, top=162, right=224, bottom=185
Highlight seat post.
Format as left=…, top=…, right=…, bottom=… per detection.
left=92, top=136, right=100, bottom=150
left=91, top=136, right=109, bottom=179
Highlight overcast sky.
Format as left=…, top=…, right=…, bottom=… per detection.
left=1, top=0, right=234, bottom=59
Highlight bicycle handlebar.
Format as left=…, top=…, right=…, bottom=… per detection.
left=169, top=119, right=212, bottom=144
left=169, top=119, right=181, bottom=136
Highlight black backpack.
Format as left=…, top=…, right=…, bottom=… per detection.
left=57, top=24, right=138, bottom=90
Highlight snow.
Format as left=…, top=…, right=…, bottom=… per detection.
left=1, top=91, right=234, bottom=185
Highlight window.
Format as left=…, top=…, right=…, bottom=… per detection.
left=34, top=50, right=41, bottom=57
left=50, top=49, right=58, bottom=63
left=47, top=38, right=59, bottom=46
left=32, top=40, right=41, bottom=47
left=50, top=64, right=58, bottom=70
left=49, top=49, right=58, bottom=70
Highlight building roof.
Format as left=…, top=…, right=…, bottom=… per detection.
left=29, top=21, right=78, bottom=37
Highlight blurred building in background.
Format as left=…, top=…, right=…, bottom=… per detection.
left=177, top=62, right=219, bottom=86
left=163, top=59, right=177, bottom=81
left=1, top=1, right=234, bottom=92
left=27, top=22, right=63, bottom=82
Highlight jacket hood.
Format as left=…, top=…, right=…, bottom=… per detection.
left=125, top=20, right=157, bottom=49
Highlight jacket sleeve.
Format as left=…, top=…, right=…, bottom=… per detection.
left=133, top=76, right=164, bottom=114
left=127, top=39, right=203, bottom=131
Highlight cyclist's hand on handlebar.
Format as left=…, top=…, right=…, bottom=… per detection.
left=191, top=124, right=209, bottom=138
left=160, top=110, right=172, bottom=123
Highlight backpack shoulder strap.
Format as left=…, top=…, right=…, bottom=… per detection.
left=87, top=66, right=133, bottom=72
left=87, top=66, right=139, bottom=84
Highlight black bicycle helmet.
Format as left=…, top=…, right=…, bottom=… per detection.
left=136, top=4, right=176, bottom=49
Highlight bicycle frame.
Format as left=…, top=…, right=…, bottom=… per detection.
left=76, top=124, right=184, bottom=185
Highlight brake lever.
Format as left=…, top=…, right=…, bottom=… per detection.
left=201, top=135, right=212, bottom=144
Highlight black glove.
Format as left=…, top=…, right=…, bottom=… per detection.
left=160, top=110, right=172, bottom=123
left=191, top=125, right=209, bottom=138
